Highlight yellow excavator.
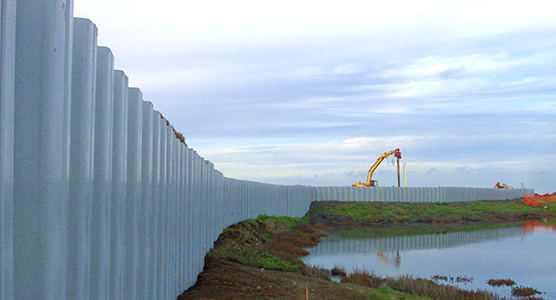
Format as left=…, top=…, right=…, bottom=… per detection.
left=352, top=148, right=402, bottom=187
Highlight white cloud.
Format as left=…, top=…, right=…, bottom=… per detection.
left=73, top=0, right=556, bottom=194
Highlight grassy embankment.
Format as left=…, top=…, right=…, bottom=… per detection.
left=181, top=200, right=555, bottom=299
left=307, top=199, right=556, bottom=226
left=208, top=215, right=316, bottom=273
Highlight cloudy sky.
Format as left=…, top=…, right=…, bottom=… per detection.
left=74, top=0, right=555, bottom=193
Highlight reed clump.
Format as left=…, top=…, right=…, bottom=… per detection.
left=340, top=270, right=384, bottom=289
left=303, top=265, right=331, bottom=280
left=385, top=275, right=505, bottom=300
left=511, top=286, right=544, bottom=298
left=341, top=272, right=507, bottom=300
left=432, top=275, right=474, bottom=284
left=487, top=278, right=516, bottom=287
left=330, top=266, right=347, bottom=277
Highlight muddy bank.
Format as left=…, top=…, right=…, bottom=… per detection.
left=178, top=216, right=399, bottom=300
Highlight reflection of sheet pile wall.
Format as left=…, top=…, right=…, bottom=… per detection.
left=0, top=2, right=534, bottom=299
left=308, top=227, right=524, bottom=255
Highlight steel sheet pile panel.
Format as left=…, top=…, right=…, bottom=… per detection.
left=125, top=87, right=143, bottom=299
left=289, top=185, right=314, bottom=218
left=222, top=179, right=231, bottom=228
left=178, top=142, right=188, bottom=289
left=224, top=178, right=243, bottom=224
left=157, top=123, right=170, bottom=299
left=170, top=130, right=180, bottom=296
left=189, top=149, right=198, bottom=266
left=0, top=0, right=16, bottom=297
left=156, top=117, right=168, bottom=299
left=13, top=0, right=73, bottom=298
left=139, top=101, right=154, bottom=299
left=149, top=111, right=162, bottom=299
left=190, top=149, right=202, bottom=286
left=147, top=111, right=163, bottom=299
left=227, top=179, right=238, bottom=220
left=177, top=139, right=184, bottom=289
left=192, top=151, right=206, bottom=285
left=176, top=140, right=183, bottom=295
left=213, top=169, right=226, bottom=242
left=184, top=148, right=194, bottom=288
left=179, top=143, right=188, bottom=290
left=407, top=187, right=416, bottom=202
left=239, top=180, right=248, bottom=220
left=175, top=132, right=185, bottom=294
left=330, top=186, right=339, bottom=200
left=164, top=125, right=174, bottom=297
left=68, top=18, right=97, bottom=300
left=90, top=45, right=114, bottom=300
left=110, top=70, right=128, bottom=299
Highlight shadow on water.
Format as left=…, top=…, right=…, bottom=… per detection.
left=303, top=219, right=556, bottom=299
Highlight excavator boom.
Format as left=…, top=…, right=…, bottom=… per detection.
left=353, top=148, right=401, bottom=187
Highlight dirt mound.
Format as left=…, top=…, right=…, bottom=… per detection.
left=524, top=193, right=556, bottom=206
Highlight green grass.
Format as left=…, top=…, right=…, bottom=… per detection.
left=209, top=247, right=302, bottom=273
left=308, top=199, right=556, bottom=225
left=209, top=215, right=313, bottom=273
left=369, top=286, right=433, bottom=300
left=256, top=214, right=308, bottom=229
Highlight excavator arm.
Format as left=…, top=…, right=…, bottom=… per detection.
left=353, top=148, right=401, bottom=187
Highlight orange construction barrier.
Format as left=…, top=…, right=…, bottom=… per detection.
left=523, top=193, right=556, bottom=206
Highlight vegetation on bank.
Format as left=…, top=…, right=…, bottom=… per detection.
left=342, top=271, right=506, bottom=300
left=208, top=215, right=323, bottom=273
left=200, top=215, right=429, bottom=299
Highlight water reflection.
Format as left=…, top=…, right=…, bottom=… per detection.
left=307, top=226, right=524, bottom=263
left=523, top=220, right=556, bottom=233
left=304, top=220, right=556, bottom=299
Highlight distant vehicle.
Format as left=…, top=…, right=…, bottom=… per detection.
left=353, top=149, right=402, bottom=187
left=494, top=182, right=512, bottom=189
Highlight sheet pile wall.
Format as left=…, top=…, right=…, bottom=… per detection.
left=0, top=2, right=534, bottom=299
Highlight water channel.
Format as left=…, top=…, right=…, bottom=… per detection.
left=303, top=220, right=556, bottom=299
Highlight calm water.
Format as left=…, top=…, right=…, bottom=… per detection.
left=303, top=220, right=556, bottom=299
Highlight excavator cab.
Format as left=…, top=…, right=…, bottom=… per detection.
left=352, top=180, right=378, bottom=187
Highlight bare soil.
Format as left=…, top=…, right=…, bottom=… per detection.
left=181, top=256, right=387, bottom=300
